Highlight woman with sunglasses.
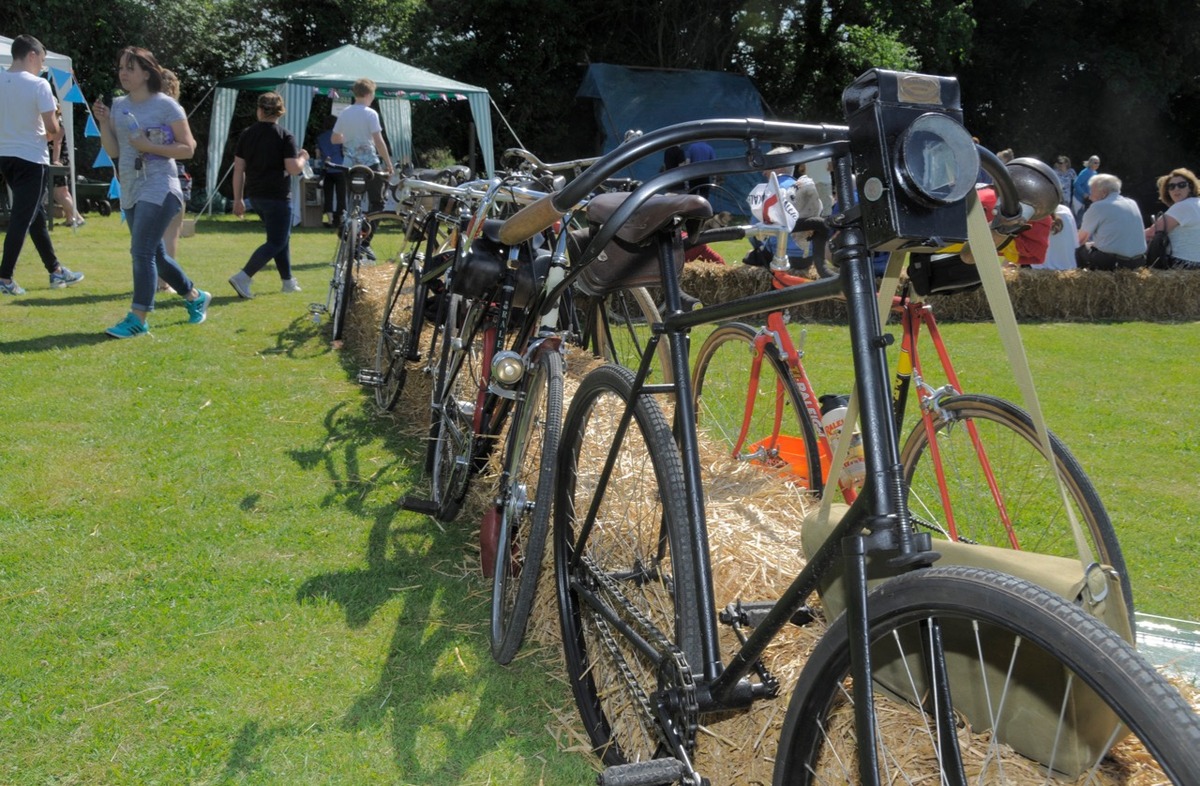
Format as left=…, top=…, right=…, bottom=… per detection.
left=1145, top=168, right=1200, bottom=269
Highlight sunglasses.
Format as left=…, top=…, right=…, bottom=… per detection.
left=1168, top=181, right=1190, bottom=190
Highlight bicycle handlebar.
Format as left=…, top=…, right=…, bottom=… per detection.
left=502, top=147, right=601, bottom=174
left=692, top=217, right=829, bottom=247
left=499, top=118, right=848, bottom=245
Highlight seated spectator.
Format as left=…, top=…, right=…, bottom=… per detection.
left=1075, top=174, right=1146, bottom=270
left=1144, top=168, right=1200, bottom=269
left=1034, top=204, right=1079, bottom=270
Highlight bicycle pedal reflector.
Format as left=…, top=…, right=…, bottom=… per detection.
left=357, top=370, right=385, bottom=387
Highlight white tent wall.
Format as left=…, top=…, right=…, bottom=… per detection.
left=0, top=34, right=78, bottom=214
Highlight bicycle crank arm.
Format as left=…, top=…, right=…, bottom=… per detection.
left=597, top=758, right=692, bottom=786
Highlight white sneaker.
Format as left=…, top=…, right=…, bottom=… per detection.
left=228, top=270, right=253, bottom=299
left=281, top=278, right=302, bottom=293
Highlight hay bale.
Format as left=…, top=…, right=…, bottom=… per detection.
left=349, top=268, right=1197, bottom=785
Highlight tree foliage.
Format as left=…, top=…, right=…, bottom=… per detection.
left=3, top=0, right=1199, bottom=209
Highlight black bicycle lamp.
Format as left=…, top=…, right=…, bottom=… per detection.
left=843, top=69, right=979, bottom=251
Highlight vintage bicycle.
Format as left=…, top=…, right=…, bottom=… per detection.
left=495, top=69, right=1199, bottom=784
left=689, top=215, right=1132, bottom=616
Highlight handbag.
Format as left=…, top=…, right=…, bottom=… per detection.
left=1147, top=214, right=1173, bottom=269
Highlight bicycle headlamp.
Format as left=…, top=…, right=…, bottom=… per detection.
left=894, top=113, right=978, bottom=208
left=844, top=69, right=975, bottom=251
left=491, top=350, right=525, bottom=386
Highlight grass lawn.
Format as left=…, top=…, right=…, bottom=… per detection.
left=1, top=217, right=1196, bottom=783
left=0, top=214, right=594, bottom=784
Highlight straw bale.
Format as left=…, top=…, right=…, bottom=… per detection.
left=349, top=276, right=1198, bottom=785
left=681, top=263, right=1200, bottom=323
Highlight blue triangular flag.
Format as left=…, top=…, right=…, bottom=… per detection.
left=108, top=176, right=121, bottom=199
left=93, top=148, right=113, bottom=168
left=62, top=84, right=85, bottom=104
left=85, top=115, right=100, bottom=137
left=49, top=67, right=72, bottom=88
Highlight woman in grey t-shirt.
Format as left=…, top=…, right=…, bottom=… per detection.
left=92, top=46, right=210, bottom=338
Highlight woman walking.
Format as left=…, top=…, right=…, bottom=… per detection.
left=227, top=91, right=308, bottom=298
left=92, top=46, right=210, bottom=338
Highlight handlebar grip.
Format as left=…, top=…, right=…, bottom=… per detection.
left=499, top=194, right=562, bottom=245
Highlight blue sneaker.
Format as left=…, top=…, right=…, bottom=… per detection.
left=0, top=279, right=26, bottom=295
left=49, top=266, right=84, bottom=288
left=186, top=290, right=212, bottom=324
left=105, top=312, right=148, bottom=339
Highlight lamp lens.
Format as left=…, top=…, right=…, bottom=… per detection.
left=896, top=113, right=978, bottom=206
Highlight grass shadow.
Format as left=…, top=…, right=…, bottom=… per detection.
left=0, top=331, right=113, bottom=353
left=10, top=291, right=129, bottom=308
left=258, top=313, right=334, bottom=360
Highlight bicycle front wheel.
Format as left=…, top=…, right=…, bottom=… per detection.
left=693, top=322, right=824, bottom=492
left=555, top=363, right=700, bottom=766
left=490, top=350, right=564, bottom=664
left=900, top=393, right=1131, bottom=615
left=773, top=565, right=1200, bottom=784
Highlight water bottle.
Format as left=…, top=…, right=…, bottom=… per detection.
left=819, top=394, right=866, bottom=485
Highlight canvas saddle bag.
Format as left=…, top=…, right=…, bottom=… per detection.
left=806, top=197, right=1135, bottom=776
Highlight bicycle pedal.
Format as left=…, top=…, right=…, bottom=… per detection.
left=597, top=758, right=686, bottom=786
left=720, top=600, right=813, bottom=629
left=357, top=369, right=385, bottom=387
left=399, top=496, right=440, bottom=516
left=308, top=303, right=328, bottom=315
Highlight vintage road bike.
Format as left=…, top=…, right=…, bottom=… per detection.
left=494, top=73, right=1200, bottom=785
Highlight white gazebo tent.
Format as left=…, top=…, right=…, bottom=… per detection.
left=0, top=34, right=78, bottom=209
left=208, top=44, right=495, bottom=222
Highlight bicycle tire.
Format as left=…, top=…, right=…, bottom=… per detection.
left=373, top=254, right=419, bottom=411
left=427, top=295, right=487, bottom=521
left=555, top=363, right=700, bottom=766
left=899, top=392, right=1132, bottom=616
left=490, top=350, right=564, bottom=664
left=773, top=565, right=1200, bottom=784
left=330, top=215, right=359, bottom=342
left=692, top=322, right=824, bottom=492
left=582, top=287, right=673, bottom=384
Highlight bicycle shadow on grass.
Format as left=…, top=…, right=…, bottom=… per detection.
left=281, top=389, right=570, bottom=782
left=257, top=313, right=335, bottom=360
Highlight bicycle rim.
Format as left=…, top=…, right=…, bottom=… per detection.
left=693, top=322, right=823, bottom=492
left=773, top=565, right=1200, bottom=784
left=374, top=255, right=418, bottom=411
left=330, top=217, right=358, bottom=341
left=491, top=350, right=564, bottom=664
left=900, top=393, right=1132, bottom=614
left=555, top=363, right=699, bottom=765
left=428, top=297, right=486, bottom=521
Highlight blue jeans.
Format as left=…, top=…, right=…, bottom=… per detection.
left=126, top=197, right=191, bottom=312
left=243, top=197, right=293, bottom=279
left=0, top=156, right=61, bottom=280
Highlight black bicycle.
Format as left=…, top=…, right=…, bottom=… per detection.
left=496, top=69, right=1200, bottom=785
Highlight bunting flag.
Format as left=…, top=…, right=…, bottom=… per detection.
left=49, top=67, right=72, bottom=89
left=85, top=115, right=101, bottom=137
left=108, top=176, right=121, bottom=199
left=62, top=83, right=86, bottom=104
left=93, top=148, right=114, bottom=168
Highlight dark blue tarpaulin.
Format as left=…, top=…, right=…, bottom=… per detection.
left=577, top=64, right=768, bottom=216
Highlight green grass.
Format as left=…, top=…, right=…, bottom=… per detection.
left=0, top=214, right=594, bottom=784
left=2, top=218, right=1197, bottom=782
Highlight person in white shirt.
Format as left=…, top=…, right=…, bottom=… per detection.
left=1034, top=204, right=1078, bottom=270
left=331, top=78, right=394, bottom=212
left=0, top=34, right=83, bottom=295
left=1144, top=168, right=1200, bottom=269
left=1076, top=174, right=1146, bottom=270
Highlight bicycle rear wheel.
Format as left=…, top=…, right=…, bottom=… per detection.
left=900, top=393, right=1131, bottom=615
left=427, top=295, right=488, bottom=521
left=773, top=565, right=1200, bottom=784
left=330, top=215, right=359, bottom=343
left=555, top=363, right=700, bottom=766
left=372, top=228, right=424, bottom=411
left=692, top=322, right=824, bottom=491
left=490, top=350, right=564, bottom=664
left=581, top=287, right=673, bottom=384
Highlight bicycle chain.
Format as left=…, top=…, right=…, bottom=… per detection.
left=580, top=553, right=699, bottom=757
